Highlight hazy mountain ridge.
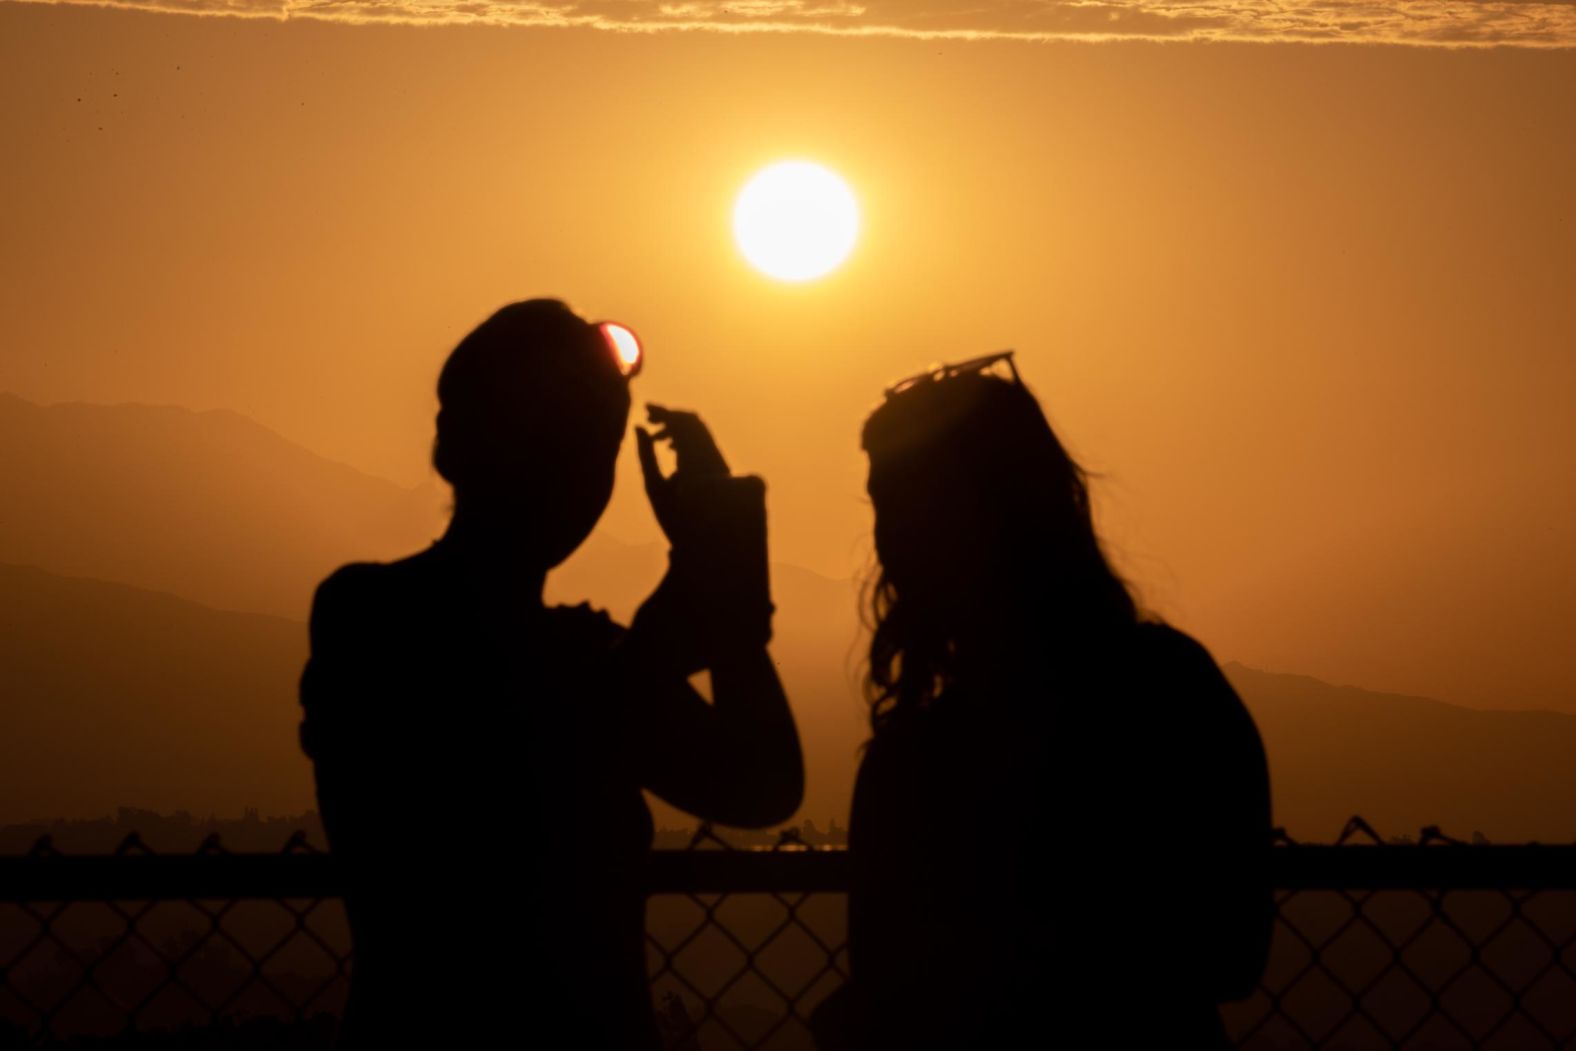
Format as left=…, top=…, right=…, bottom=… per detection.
left=1225, top=662, right=1576, bottom=843
left=6, top=559, right=1576, bottom=838
left=0, top=561, right=315, bottom=824
left=0, top=392, right=867, bottom=825
left=4, top=395, right=1574, bottom=840
left=0, top=393, right=446, bottom=619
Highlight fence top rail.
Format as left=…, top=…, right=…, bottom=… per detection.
left=3, top=845, right=1576, bottom=901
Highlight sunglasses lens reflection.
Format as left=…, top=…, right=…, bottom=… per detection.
left=599, top=322, right=642, bottom=378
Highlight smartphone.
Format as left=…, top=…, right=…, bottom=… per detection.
left=676, top=474, right=773, bottom=646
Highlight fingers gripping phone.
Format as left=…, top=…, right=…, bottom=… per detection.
left=638, top=405, right=774, bottom=650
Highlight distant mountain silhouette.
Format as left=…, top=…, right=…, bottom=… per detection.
left=0, top=562, right=313, bottom=824
left=0, top=394, right=865, bottom=825
left=0, top=394, right=445, bottom=619
left=5, top=393, right=1574, bottom=840
left=7, top=553, right=1576, bottom=838
left=1227, top=663, right=1576, bottom=843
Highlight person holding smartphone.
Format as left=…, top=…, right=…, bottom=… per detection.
left=298, top=299, right=803, bottom=1050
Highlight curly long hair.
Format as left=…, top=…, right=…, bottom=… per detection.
left=861, top=371, right=1141, bottom=732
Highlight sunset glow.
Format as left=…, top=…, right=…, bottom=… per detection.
left=3, top=0, right=1576, bottom=848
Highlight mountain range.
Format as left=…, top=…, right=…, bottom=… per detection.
left=0, top=393, right=446, bottom=619
left=2, top=393, right=1572, bottom=841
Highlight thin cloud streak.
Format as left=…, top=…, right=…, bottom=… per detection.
left=13, top=0, right=1576, bottom=46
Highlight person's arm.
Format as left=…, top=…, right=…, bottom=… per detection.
left=846, top=736, right=913, bottom=980
left=1167, top=632, right=1275, bottom=1002
left=618, top=631, right=802, bottom=828
left=617, top=403, right=804, bottom=828
left=298, top=564, right=385, bottom=863
left=1205, top=701, right=1275, bottom=1002
left=843, top=732, right=939, bottom=1044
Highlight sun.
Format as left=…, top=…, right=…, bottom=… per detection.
left=733, top=161, right=860, bottom=282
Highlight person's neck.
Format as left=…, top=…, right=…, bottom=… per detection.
left=439, top=508, right=548, bottom=605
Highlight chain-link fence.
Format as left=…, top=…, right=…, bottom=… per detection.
left=3, top=819, right=1575, bottom=1049
left=1229, top=820, right=1576, bottom=1051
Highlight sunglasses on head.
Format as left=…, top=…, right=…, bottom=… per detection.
left=596, top=322, right=643, bottom=380
left=884, top=350, right=1019, bottom=399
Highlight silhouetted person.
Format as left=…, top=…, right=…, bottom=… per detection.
left=299, top=300, right=803, bottom=1049
left=811, top=355, right=1272, bottom=1049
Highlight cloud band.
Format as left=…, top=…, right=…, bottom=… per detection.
left=13, top=0, right=1576, bottom=48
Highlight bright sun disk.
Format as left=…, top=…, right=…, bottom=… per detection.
left=733, top=161, right=859, bottom=282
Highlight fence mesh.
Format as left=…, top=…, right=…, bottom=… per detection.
left=3, top=821, right=1575, bottom=1049
left=646, top=826, right=847, bottom=1050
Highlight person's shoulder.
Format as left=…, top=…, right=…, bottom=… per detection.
left=312, top=560, right=386, bottom=604
left=1130, top=620, right=1225, bottom=676
left=1129, top=620, right=1257, bottom=730
left=545, top=600, right=627, bottom=651
left=311, top=557, right=400, bottom=612
left=309, top=548, right=443, bottom=635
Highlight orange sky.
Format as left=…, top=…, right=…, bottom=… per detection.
left=2, top=4, right=1574, bottom=712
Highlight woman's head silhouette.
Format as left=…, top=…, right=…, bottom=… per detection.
left=862, top=363, right=1139, bottom=728
left=433, top=298, right=632, bottom=569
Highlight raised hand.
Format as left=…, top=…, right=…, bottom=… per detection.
left=636, top=403, right=731, bottom=544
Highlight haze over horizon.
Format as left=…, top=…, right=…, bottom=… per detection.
left=2, top=387, right=1570, bottom=714
left=6, top=392, right=1576, bottom=841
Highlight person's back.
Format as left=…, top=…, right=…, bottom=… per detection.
left=300, top=545, right=655, bottom=1047
left=839, top=620, right=1269, bottom=1047
left=814, top=356, right=1272, bottom=1049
